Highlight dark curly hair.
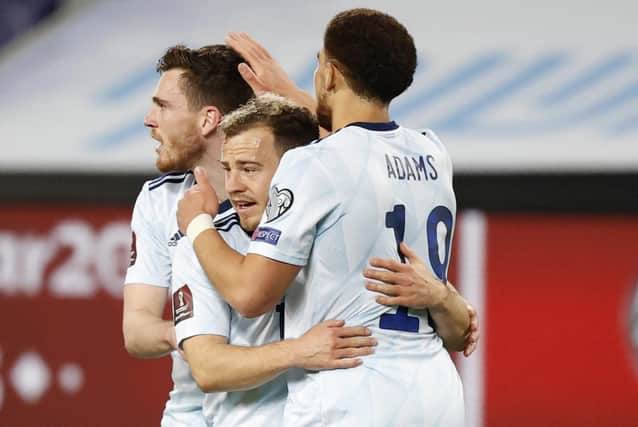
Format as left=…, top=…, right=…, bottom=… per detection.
left=324, top=9, right=417, bottom=104
left=156, top=44, right=253, bottom=114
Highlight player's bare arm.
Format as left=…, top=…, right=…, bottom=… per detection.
left=183, top=320, right=376, bottom=392
left=123, top=284, right=176, bottom=357
left=363, top=242, right=470, bottom=352
left=177, top=167, right=299, bottom=317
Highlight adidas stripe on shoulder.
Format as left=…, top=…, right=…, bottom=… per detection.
left=149, top=171, right=192, bottom=191
left=215, top=212, right=241, bottom=232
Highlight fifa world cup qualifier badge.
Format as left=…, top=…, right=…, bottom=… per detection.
left=173, top=284, right=194, bottom=325
left=265, top=185, right=294, bottom=222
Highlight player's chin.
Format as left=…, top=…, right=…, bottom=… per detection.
left=156, top=154, right=188, bottom=173
left=156, top=157, right=171, bottom=173
left=237, top=212, right=260, bottom=233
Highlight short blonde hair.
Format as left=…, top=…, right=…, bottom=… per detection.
left=220, top=93, right=319, bottom=152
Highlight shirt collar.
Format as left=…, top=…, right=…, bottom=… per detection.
left=344, top=121, right=399, bottom=131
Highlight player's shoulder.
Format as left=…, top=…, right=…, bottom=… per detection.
left=416, top=128, right=445, bottom=147
left=278, top=125, right=357, bottom=164
left=173, top=231, right=196, bottom=262
left=213, top=202, right=241, bottom=233
left=316, top=121, right=404, bottom=148
left=396, top=126, right=450, bottom=157
left=213, top=204, right=252, bottom=252
left=146, top=170, right=193, bottom=192
left=135, top=170, right=193, bottom=210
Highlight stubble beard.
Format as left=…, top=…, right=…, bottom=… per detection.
left=316, top=94, right=333, bottom=133
left=156, top=132, right=207, bottom=173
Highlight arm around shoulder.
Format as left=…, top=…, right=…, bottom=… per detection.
left=192, top=230, right=300, bottom=317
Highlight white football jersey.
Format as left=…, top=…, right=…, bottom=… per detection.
left=248, top=122, right=464, bottom=427
left=172, top=209, right=286, bottom=427
left=125, top=171, right=232, bottom=427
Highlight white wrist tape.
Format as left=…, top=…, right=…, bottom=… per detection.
left=186, top=213, right=215, bottom=243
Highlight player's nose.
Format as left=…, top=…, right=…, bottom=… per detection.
left=225, top=171, right=245, bottom=193
left=144, top=109, right=157, bottom=128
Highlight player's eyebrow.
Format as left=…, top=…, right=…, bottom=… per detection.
left=152, top=96, right=169, bottom=107
left=235, top=160, right=262, bottom=167
left=220, top=159, right=262, bottom=168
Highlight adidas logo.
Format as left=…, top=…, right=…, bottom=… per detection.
left=168, top=231, right=183, bottom=247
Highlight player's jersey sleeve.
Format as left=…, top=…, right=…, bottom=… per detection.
left=247, top=147, right=340, bottom=266
left=124, top=182, right=171, bottom=287
left=172, top=239, right=230, bottom=348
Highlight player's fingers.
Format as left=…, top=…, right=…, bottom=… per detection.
left=194, top=166, right=212, bottom=191
left=467, top=303, right=477, bottom=316
left=233, top=32, right=268, bottom=62
left=463, top=345, right=474, bottom=357
left=330, top=358, right=363, bottom=370
left=334, top=326, right=372, bottom=338
left=238, top=32, right=272, bottom=59
left=363, top=267, right=404, bottom=284
left=467, top=305, right=479, bottom=330
left=225, top=33, right=252, bottom=59
left=399, top=242, right=421, bottom=265
left=375, top=295, right=404, bottom=306
left=365, top=281, right=400, bottom=296
left=334, top=347, right=375, bottom=359
left=335, top=336, right=377, bottom=349
left=184, top=185, right=199, bottom=196
left=463, top=341, right=477, bottom=357
left=237, top=63, right=266, bottom=94
left=368, top=257, right=408, bottom=273
left=467, top=305, right=479, bottom=326
left=322, top=319, right=345, bottom=328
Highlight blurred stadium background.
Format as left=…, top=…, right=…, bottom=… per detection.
left=0, top=0, right=636, bottom=425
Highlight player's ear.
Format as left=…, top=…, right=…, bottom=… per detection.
left=325, top=62, right=338, bottom=93
left=201, top=105, right=221, bottom=137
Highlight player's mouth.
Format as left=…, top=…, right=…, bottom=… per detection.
left=151, top=132, right=163, bottom=153
left=232, top=199, right=258, bottom=213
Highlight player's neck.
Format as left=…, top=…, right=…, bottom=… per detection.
left=331, top=92, right=390, bottom=131
left=194, top=135, right=228, bottom=203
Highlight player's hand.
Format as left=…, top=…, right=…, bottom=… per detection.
left=177, top=167, right=220, bottom=233
left=364, top=242, right=448, bottom=309
left=225, top=32, right=318, bottom=115
left=225, top=32, right=298, bottom=96
left=293, top=320, right=376, bottom=371
left=463, top=304, right=480, bottom=357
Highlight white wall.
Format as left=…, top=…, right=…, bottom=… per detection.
left=0, top=0, right=636, bottom=173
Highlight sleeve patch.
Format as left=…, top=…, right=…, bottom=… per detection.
left=173, top=284, right=194, bottom=325
left=251, top=227, right=282, bottom=246
left=265, top=186, right=294, bottom=222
